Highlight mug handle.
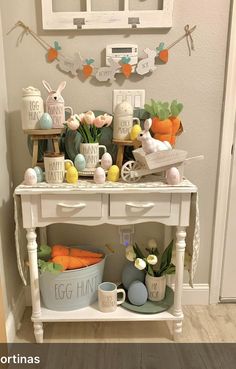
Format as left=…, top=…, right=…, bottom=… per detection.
left=132, top=117, right=140, bottom=126
left=117, top=288, right=126, bottom=305
left=64, top=159, right=74, bottom=170
left=65, top=106, right=74, bottom=117
left=98, top=145, right=107, bottom=158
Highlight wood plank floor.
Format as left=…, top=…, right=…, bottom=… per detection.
left=15, top=304, right=236, bottom=343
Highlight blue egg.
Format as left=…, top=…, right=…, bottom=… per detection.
left=122, top=262, right=145, bottom=290
left=33, top=166, right=44, bottom=182
left=39, top=113, right=53, bottom=129
left=74, top=153, right=86, bottom=171
left=128, top=281, right=148, bottom=306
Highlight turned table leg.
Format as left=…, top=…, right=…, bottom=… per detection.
left=26, top=228, right=43, bottom=343
left=173, top=226, right=186, bottom=336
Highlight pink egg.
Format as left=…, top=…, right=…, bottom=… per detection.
left=101, top=152, right=112, bottom=170
left=94, top=167, right=106, bottom=184
left=166, top=167, right=181, bottom=185
left=24, top=168, right=37, bottom=185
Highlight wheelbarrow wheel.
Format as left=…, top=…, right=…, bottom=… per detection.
left=121, top=161, right=142, bottom=182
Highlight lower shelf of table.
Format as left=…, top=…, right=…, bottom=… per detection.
left=33, top=304, right=182, bottom=323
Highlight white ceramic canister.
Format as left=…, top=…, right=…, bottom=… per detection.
left=113, top=101, right=140, bottom=140
left=21, top=86, right=44, bottom=130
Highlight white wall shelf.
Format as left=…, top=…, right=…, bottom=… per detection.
left=41, top=0, right=174, bottom=30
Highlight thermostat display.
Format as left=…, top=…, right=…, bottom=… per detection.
left=106, top=43, right=138, bottom=66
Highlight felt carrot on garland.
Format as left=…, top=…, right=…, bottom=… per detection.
left=47, top=41, right=62, bottom=62
left=83, top=58, right=95, bottom=78
left=121, top=56, right=132, bottom=78
left=156, top=42, right=169, bottom=64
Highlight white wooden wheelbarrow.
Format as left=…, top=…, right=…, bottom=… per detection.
left=121, top=148, right=203, bottom=183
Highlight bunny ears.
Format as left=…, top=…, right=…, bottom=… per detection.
left=42, top=80, right=66, bottom=94
left=144, top=118, right=152, bottom=131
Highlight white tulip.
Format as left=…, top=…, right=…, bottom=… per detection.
left=84, top=111, right=95, bottom=125
left=147, top=254, right=158, bottom=265
left=134, top=258, right=146, bottom=271
left=147, top=239, right=158, bottom=251
left=125, top=245, right=136, bottom=262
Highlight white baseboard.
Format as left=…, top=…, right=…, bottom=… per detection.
left=6, top=287, right=26, bottom=342
left=25, top=283, right=210, bottom=308
left=179, top=283, right=209, bottom=305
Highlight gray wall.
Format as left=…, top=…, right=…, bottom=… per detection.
left=0, top=0, right=231, bottom=284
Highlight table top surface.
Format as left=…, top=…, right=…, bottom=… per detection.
left=14, top=177, right=197, bottom=195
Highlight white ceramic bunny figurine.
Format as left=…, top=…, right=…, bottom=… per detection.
left=137, top=118, right=172, bottom=154
left=42, top=80, right=72, bottom=128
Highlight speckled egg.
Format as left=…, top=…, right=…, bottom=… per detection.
left=128, top=280, right=148, bottom=306
left=39, top=113, right=53, bottom=129
left=166, top=167, right=181, bottom=185
left=33, top=166, right=44, bottom=182
left=101, top=152, right=112, bottom=170
left=74, top=154, right=86, bottom=171
left=122, top=262, right=145, bottom=290
left=24, top=168, right=37, bottom=185
left=107, top=165, right=120, bottom=182
left=94, top=167, right=106, bottom=184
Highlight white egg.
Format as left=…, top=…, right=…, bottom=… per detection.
left=101, top=152, right=112, bottom=170
left=166, top=167, right=181, bottom=185
left=74, top=153, right=86, bottom=171
left=24, top=168, right=37, bottom=185
left=94, top=167, right=106, bottom=184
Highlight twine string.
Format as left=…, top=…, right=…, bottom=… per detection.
left=167, top=24, right=196, bottom=55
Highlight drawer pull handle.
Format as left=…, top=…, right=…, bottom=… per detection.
left=57, top=202, right=86, bottom=209
left=126, top=202, right=155, bottom=209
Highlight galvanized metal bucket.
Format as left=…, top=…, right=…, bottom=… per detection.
left=39, top=253, right=105, bottom=311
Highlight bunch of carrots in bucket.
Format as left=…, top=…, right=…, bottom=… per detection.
left=144, top=99, right=183, bottom=146
left=37, top=244, right=103, bottom=273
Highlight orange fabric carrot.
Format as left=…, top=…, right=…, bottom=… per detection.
left=51, top=245, right=69, bottom=258
left=69, top=248, right=103, bottom=258
left=52, top=256, right=102, bottom=271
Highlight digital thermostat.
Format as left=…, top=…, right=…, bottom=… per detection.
left=106, top=43, right=138, bottom=66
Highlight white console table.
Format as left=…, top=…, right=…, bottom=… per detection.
left=14, top=179, right=197, bottom=343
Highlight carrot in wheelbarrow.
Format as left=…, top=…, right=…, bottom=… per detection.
left=52, top=256, right=102, bottom=271
left=51, top=244, right=69, bottom=258
left=69, top=247, right=103, bottom=258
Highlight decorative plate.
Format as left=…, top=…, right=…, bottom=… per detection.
left=120, top=285, right=174, bottom=314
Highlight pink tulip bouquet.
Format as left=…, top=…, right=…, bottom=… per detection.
left=66, top=111, right=113, bottom=143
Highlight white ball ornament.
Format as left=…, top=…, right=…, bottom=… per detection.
left=24, top=168, right=37, bottom=185
left=93, top=167, right=106, bottom=184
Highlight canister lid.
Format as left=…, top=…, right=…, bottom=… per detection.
left=114, top=101, right=133, bottom=116
left=22, top=86, right=42, bottom=97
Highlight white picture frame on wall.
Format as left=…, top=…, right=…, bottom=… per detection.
left=41, top=0, right=174, bottom=30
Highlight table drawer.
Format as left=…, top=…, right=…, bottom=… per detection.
left=41, top=194, right=102, bottom=218
left=109, top=194, right=171, bottom=217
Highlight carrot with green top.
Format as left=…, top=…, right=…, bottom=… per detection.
left=70, top=248, right=103, bottom=258
left=52, top=256, right=102, bottom=271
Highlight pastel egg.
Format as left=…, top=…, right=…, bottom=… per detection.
left=166, top=167, right=181, bottom=185
left=24, top=168, right=37, bottom=185
left=39, top=113, right=53, bottom=129
left=107, top=165, right=120, bottom=182
left=101, top=152, right=112, bottom=170
left=74, top=154, right=86, bottom=171
left=33, top=166, right=44, bottom=182
left=94, top=167, right=106, bottom=184
left=128, top=281, right=148, bottom=306
left=122, top=262, right=145, bottom=290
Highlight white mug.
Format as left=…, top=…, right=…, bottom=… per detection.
left=44, top=153, right=73, bottom=184
left=80, top=143, right=107, bottom=169
left=98, top=282, right=126, bottom=313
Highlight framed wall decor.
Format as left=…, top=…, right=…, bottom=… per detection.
left=41, top=0, right=174, bottom=30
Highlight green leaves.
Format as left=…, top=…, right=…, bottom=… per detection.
left=37, top=244, right=51, bottom=261
left=144, top=99, right=183, bottom=120
left=38, top=259, right=63, bottom=274
left=158, top=240, right=175, bottom=276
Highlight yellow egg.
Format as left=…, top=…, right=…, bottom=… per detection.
left=130, top=124, right=142, bottom=141
left=65, top=161, right=73, bottom=171
left=66, top=166, right=78, bottom=184
left=107, top=165, right=120, bottom=182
